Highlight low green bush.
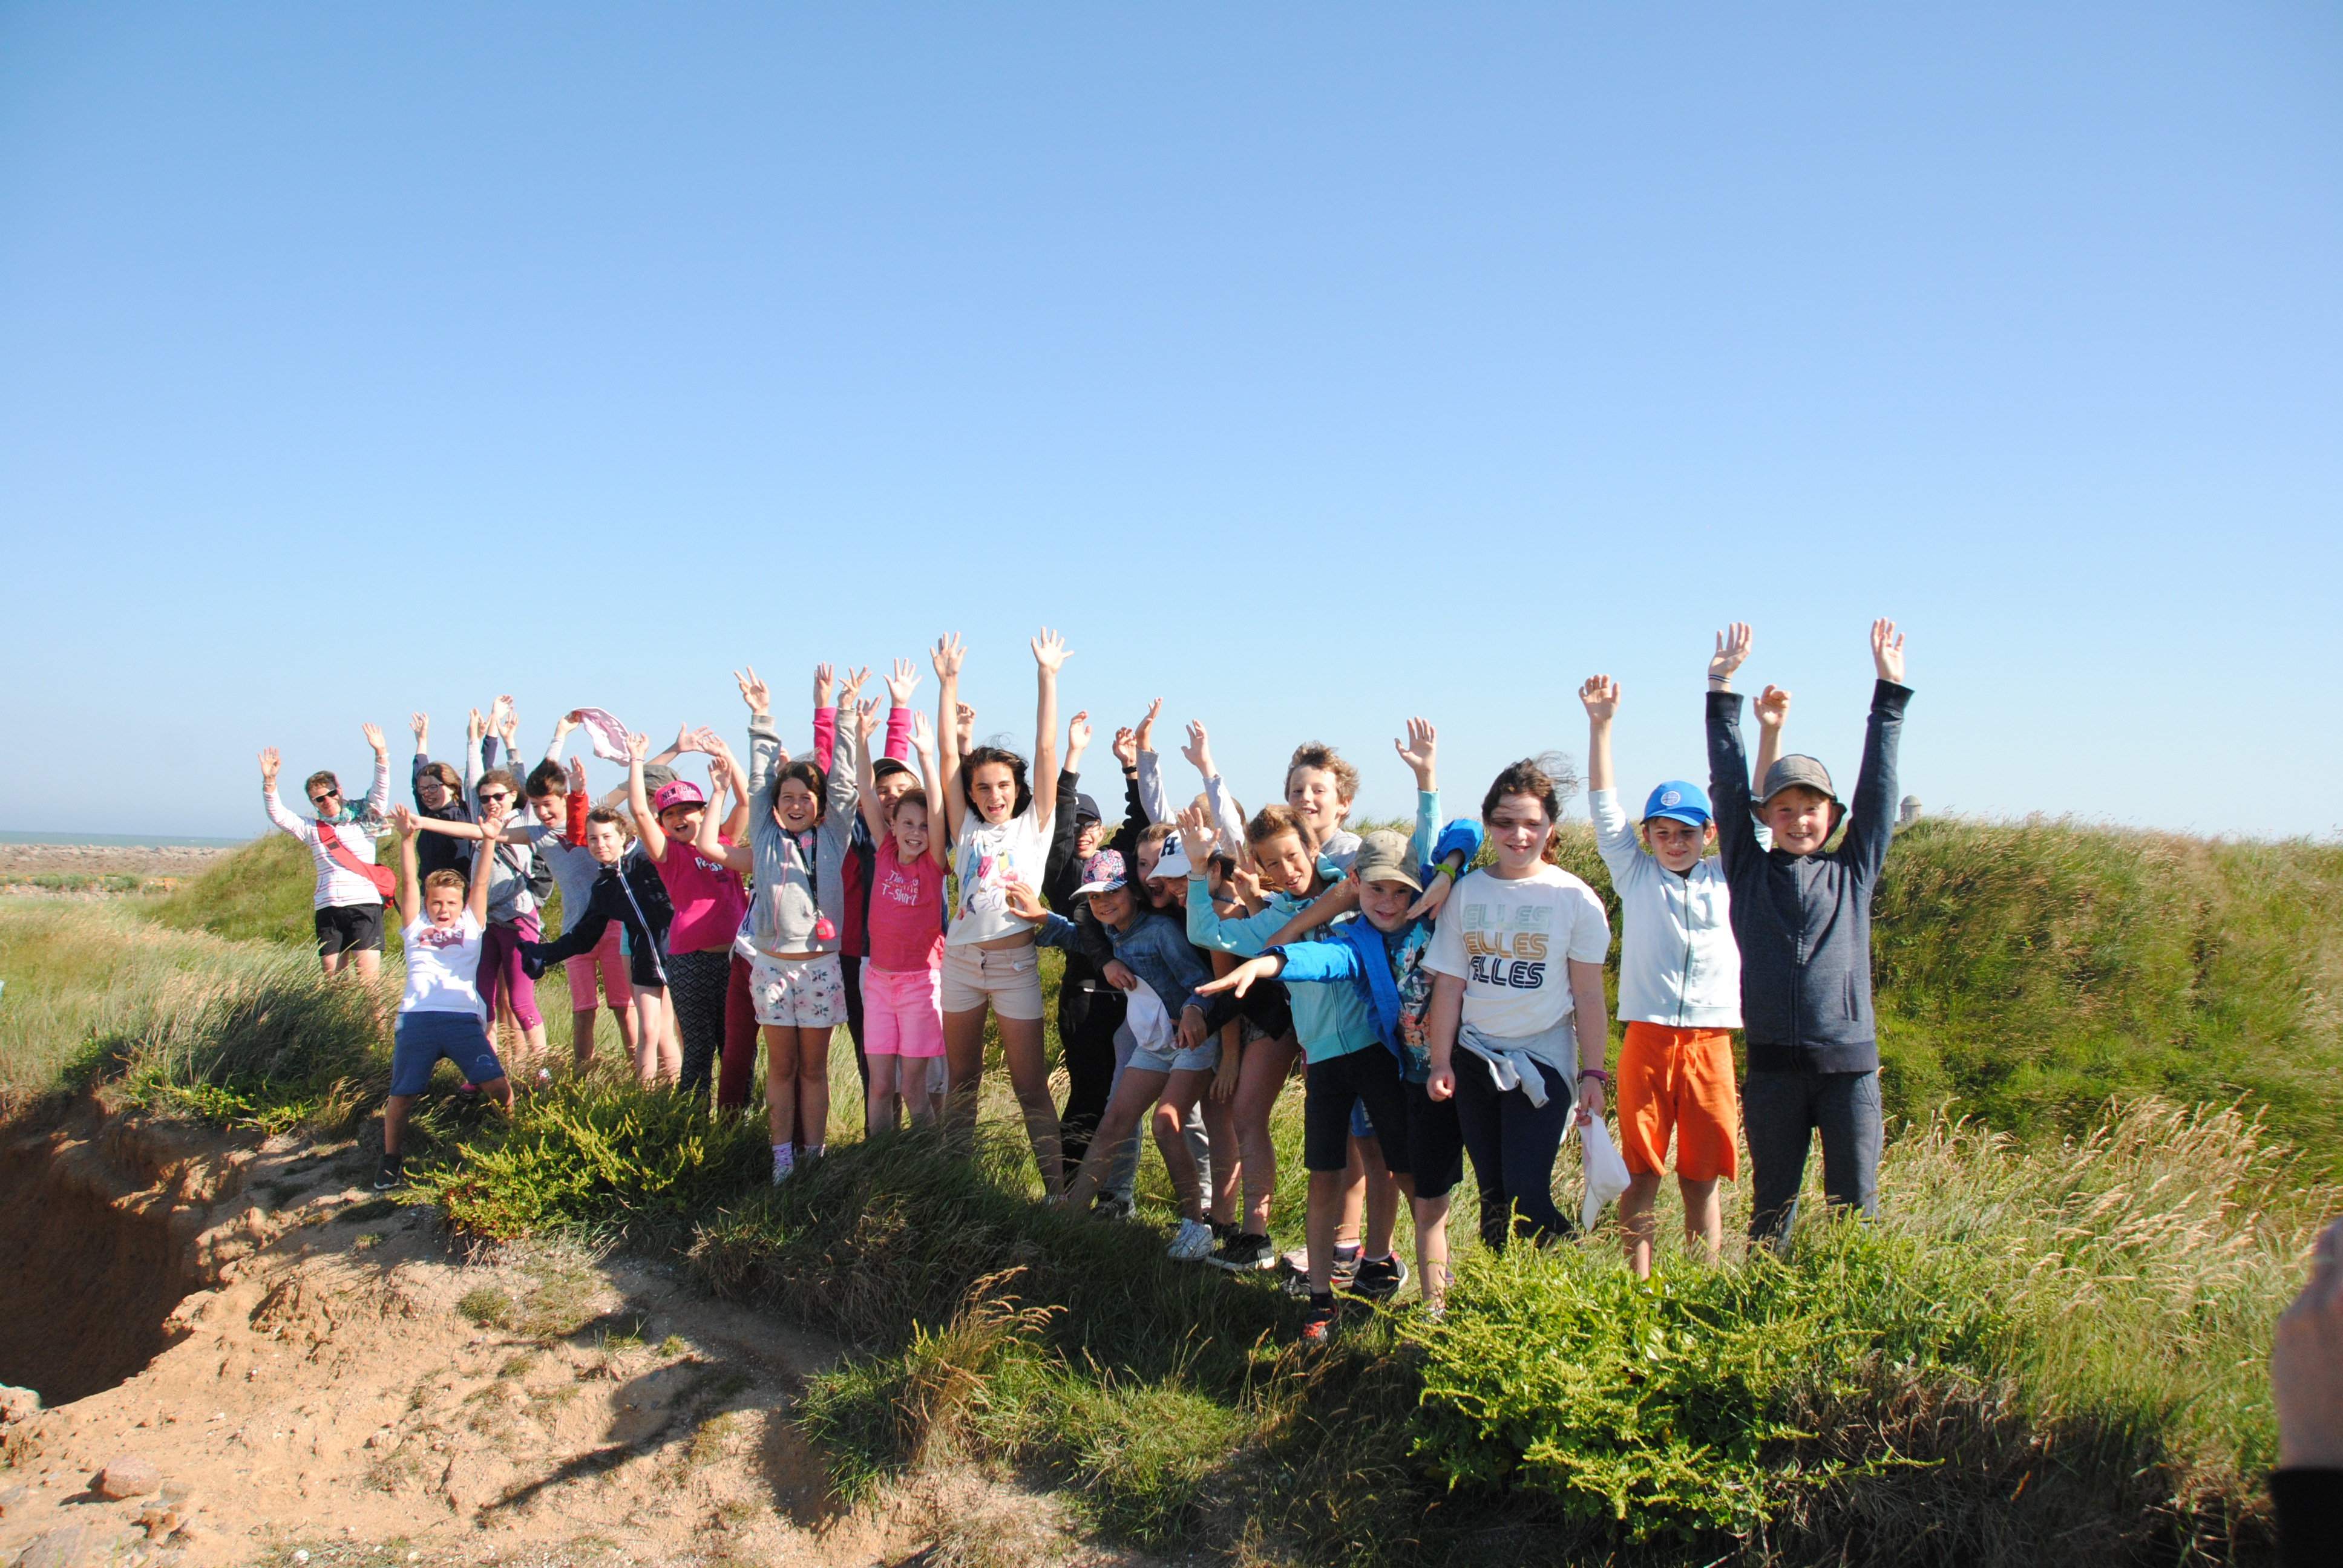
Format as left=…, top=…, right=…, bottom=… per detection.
left=149, top=832, right=327, bottom=947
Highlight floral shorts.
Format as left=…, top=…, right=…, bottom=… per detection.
left=749, top=951, right=847, bottom=1030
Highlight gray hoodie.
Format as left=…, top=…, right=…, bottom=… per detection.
left=743, top=712, right=861, bottom=956
left=1706, top=680, right=1910, bottom=1075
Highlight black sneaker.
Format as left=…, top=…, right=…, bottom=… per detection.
left=1208, top=1231, right=1279, bottom=1272
left=372, top=1155, right=404, bottom=1192
left=1211, top=1220, right=1242, bottom=1247
left=1299, top=1300, right=1338, bottom=1345
left=1352, top=1253, right=1409, bottom=1302
left=1090, top=1192, right=1134, bottom=1223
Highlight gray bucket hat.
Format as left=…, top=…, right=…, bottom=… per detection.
left=1757, top=754, right=1836, bottom=808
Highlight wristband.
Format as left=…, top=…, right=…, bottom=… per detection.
left=1433, top=863, right=1457, bottom=883
left=1576, top=1067, right=1611, bottom=1084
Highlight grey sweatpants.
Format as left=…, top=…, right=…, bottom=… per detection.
left=1743, top=1068, right=1882, bottom=1249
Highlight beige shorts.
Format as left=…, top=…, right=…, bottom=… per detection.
left=939, top=941, right=1045, bottom=1020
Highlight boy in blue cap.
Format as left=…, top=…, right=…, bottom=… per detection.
left=1582, top=673, right=1783, bottom=1275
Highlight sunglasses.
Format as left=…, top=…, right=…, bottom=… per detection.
left=478, top=791, right=513, bottom=805
left=310, top=789, right=341, bottom=807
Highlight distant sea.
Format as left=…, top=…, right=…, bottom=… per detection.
left=1, top=831, right=250, bottom=848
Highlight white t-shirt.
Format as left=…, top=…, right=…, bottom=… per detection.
left=1424, top=864, right=1612, bottom=1037
left=400, top=912, right=489, bottom=1020
left=947, top=805, right=1049, bottom=946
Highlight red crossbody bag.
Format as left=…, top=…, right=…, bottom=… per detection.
left=317, top=821, right=398, bottom=901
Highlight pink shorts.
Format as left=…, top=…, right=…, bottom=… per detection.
left=564, top=925, right=634, bottom=1013
left=862, top=964, right=944, bottom=1059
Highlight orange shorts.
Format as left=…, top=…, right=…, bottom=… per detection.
left=1617, top=1022, right=1740, bottom=1183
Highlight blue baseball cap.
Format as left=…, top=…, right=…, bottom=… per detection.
left=1642, top=781, right=1711, bottom=828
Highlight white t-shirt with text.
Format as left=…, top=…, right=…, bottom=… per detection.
left=1424, top=864, right=1612, bottom=1038
left=400, top=912, right=489, bottom=1021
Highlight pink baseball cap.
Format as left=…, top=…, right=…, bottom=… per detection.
left=652, top=780, right=706, bottom=813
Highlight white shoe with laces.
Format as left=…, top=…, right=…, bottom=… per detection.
left=1166, top=1218, right=1216, bottom=1262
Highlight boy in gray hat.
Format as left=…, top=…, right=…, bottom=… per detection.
left=1705, top=619, right=1912, bottom=1250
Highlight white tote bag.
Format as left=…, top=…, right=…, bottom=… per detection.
left=1572, top=1114, right=1633, bottom=1232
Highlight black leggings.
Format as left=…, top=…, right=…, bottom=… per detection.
left=1056, top=977, right=1126, bottom=1169
left=1452, top=1057, right=1576, bottom=1249
left=667, top=947, right=732, bottom=1099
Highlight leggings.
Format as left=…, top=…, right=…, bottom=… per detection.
left=477, top=914, right=544, bottom=1030
left=1057, top=975, right=1126, bottom=1169
left=669, top=948, right=733, bottom=1098
left=713, top=951, right=761, bottom=1111
left=842, top=953, right=872, bottom=1108
left=1452, top=1057, right=1576, bottom=1249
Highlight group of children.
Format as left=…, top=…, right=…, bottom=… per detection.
left=261, top=619, right=1911, bottom=1341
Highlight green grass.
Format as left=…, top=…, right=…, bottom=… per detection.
left=149, top=831, right=332, bottom=947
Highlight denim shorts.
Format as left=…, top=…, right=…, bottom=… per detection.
left=390, top=1010, right=505, bottom=1096
left=1128, top=1034, right=1221, bottom=1076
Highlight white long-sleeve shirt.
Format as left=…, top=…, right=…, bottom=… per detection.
left=264, top=753, right=392, bottom=910
left=1588, top=787, right=1743, bottom=1030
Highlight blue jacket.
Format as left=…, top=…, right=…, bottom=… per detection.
left=1034, top=906, right=1210, bottom=1014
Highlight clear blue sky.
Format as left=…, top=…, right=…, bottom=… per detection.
left=4, top=4, right=2336, bottom=840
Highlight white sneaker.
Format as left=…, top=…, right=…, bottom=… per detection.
left=1166, top=1218, right=1216, bottom=1263
left=772, top=1157, right=793, bottom=1186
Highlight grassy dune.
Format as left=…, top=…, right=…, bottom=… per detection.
left=2, top=813, right=2334, bottom=1562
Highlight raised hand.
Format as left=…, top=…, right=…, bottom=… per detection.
left=490, top=693, right=514, bottom=725
left=1030, top=627, right=1070, bottom=675
left=931, top=632, right=966, bottom=680
left=1180, top=720, right=1216, bottom=780
left=1709, top=623, right=1753, bottom=682
left=839, top=665, right=871, bottom=708
left=1394, top=716, right=1437, bottom=787
left=565, top=756, right=588, bottom=796
left=673, top=725, right=706, bottom=756
left=410, top=713, right=428, bottom=742
left=1755, top=685, right=1792, bottom=732
left=467, top=708, right=485, bottom=743
left=955, top=702, right=976, bottom=753
left=498, top=706, right=520, bottom=746
left=855, top=699, right=881, bottom=742
left=885, top=658, right=920, bottom=707
left=392, top=805, right=419, bottom=836
left=1066, top=710, right=1092, bottom=759
left=687, top=725, right=726, bottom=757
left=362, top=722, right=387, bottom=754
left=258, top=746, right=281, bottom=784
left=814, top=663, right=836, bottom=709
left=1175, top=800, right=1217, bottom=855
left=1111, top=726, right=1138, bottom=771
left=911, top=710, right=937, bottom=756
left=1134, top=697, right=1163, bottom=754
left=626, top=732, right=649, bottom=764
left=1578, top=676, right=1619, bottom=723
left=735, top=666, right=770, bottom=717
left=1871, top=619, right=1906, bottom=684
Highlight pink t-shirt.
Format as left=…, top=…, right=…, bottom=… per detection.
left=865, top=837, right=945, bottom=974
left=657, top=836, right=750, bottom=954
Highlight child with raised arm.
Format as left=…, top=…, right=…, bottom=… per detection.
left=518, top=750, right=679, bottom=1084
left=1708, top=620, right=1912, bottom=1249
left=1183, top=798, right=1405, bottom=1336
left=259, top=724, right=393, bottom=981
left=1424, top=758, right=1615, bottom=1254
left=1197, top=720, right=1481, bottom=1318
left=378, top=804, right=513, bottom=1191
left=851, top=705, right=950, bottom=1131
left=626, top=725, right=752, bottom=1102
left=1581, top=669, right=1777, bottom=1275
left=686, top=690, right=860, bottom=1180
left=932, top=629, right=1070, bottom=1193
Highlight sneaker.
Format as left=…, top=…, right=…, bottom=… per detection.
left=1211, top=1220, right=1242, bottom=1246
left=1352, top=1253, right=1409, bottom=1302
left=1283, top=1247, right=1368, bottom=1296
left=1208, top=1231, right=1280, bottom=1272
left=771, top=1156, right=794, bottom=1186
left=1165, top=1218, right=1216, bottom=1262
left=1299, top=1300, right=1338, bottom=1345
left=1091, top=1192, right=1134, bottom=1223
left=372, top=1155, right=404, bottom=1193
left=534, top=1068, right=553, bottom=1088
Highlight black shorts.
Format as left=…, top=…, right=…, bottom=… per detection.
left=1405, top=1080, right=1466, bottom=1200
left=1302, top=1046, right=1409, bottom=1174
left=315, top=902, right=384, bottom=956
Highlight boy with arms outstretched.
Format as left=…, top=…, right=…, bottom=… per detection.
left=378, top=804, right=514, bottom=1191
left=1582, top=669, right=1782, bottom=1274
left=1706, top=619, right=1911, bottom=1249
